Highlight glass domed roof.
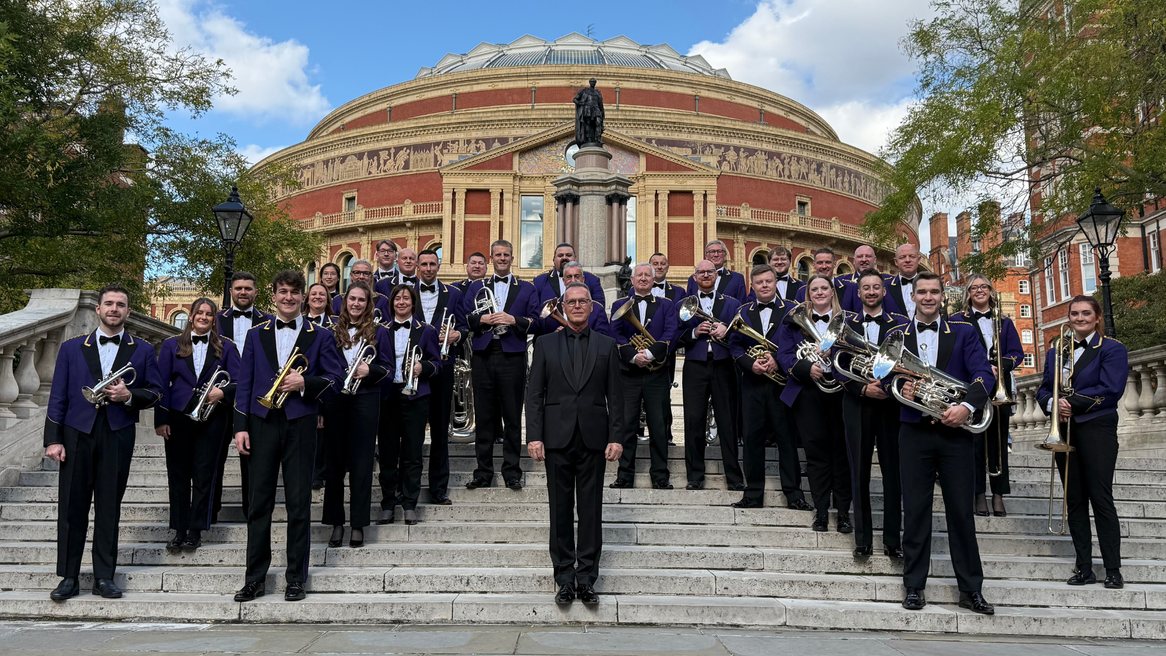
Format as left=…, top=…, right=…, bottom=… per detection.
left=415, top=34, right=730, bottom=80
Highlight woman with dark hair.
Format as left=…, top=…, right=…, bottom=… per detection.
left=305, top=283, right=334, bottom=326
left=376, top=284, right=441, bottom=526
left=155, top=298, right=239, bottom=551
left=322, top=281, right=394, bottom=548
left=320, top=263, right=343, bottom=302
left=777, top=274, right=852, bottom=534
left=1037, top=295, right=1129, bottom=589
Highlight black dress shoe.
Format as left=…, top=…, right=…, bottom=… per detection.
left=652, top=480, right=673, bottom=490
left=1068, top=569, right=1097, bottom=586
left=685, top=481, right=703, bottom=490
left=992, top=495, right=1007, bottom=517
left=505, top=478, right=523, bottom=490
left=92, top=578, right=122, bottom=599
left=728, top=483, right=746, bottom=491
left=430, top=493, right=453, bottom=505
left=811, top=513, right=829, bottom=532
left=166, top=534, right=184, bottom=552
left=958, top=590, right=994, bottom=615
left=376, top=508, right=395, bottom=525
left=181, top=532, right=201, bottom=551
left=49, top=577, right=79, bottom=601
left=787, top=498, right=813, bottom=512
left=884, top=546, right=904, bottom=560
left=404, top=509, right=418, bottom=525
left=311, top=479, right=324, bottom=490
left=853, top=545, right=873, bottom=558
left=349, top=527, right=364, bottom=548
left=328, top=525, right=344, bottom=548
left=234, top=581, right=265, bottom=602
left=555, top=583, right=575, bottom=605
left=1104, top=571, right=1124, bottom=589
left=903, top=587, right=925, bottom=610
left=609, top=478, right=632, bottom=489
left=731, top=498, right=762, bottom=509
left=836, top=512, right=853, bottom=534
left=577, top=583, right=599, bottom=606
left=284, top=581, right=306, bottom=601
left=974, top=494, right=989, bottom=517
left=465, top=477, right=491, bottom=489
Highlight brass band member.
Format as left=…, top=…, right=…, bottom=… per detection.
left=319, top=263, right=343, bottom=304
left=687, top=240, right=747, bottom=302
left=155, top=298, right=239, bottom=553
left=650, top=252, right=687, bottom=445
left=537, top=262, right=613, bottom=337
left=372, top=238, right=399, bottom=285
left=1037, top=296, right=1129, bottom=589
left=839, top=270, right=907, bottom=559
left=304, top=283, right=334, bottom=327
left=679, top=260, right=743, bottom=490
left=892, top=272, right=994, bottom=614
left=322, top=282, right=393, bottom=548
left=778, top=274, right=852, bottom=531
left=951, top=274, right=1023, bottom=517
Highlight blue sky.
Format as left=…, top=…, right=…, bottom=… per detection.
left=159, top=0, right=949, bottom=251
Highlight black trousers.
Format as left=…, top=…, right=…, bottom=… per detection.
left=322, top=393, right=380, bottom=528
left=470, top=344, right=526, bottom=482
left=1055, top=413, right=1121, bottom=571
left=314, top=400, right=332, bottom=485
left=973, top=410, right=1011, bottom=495
left=378, top=385, right=430, bottom=510
left=546, top=428, right=606, bottom=587
left=56, top=412, right=134, bottom=580
left=663, top=352, right=678, bottom=441
left=164, top=408, right=226, bottom=533
left=425, top=362, right=455, bottom=495
left=900, top=421, right=984, bottom=592
left=245, top=408, right=315, bottom=585
left=682, top=357, right=742, bottom=486
left=213, top=409, right=250, bottom=522
left=842, top=394, right=901, bottom=548
left=616, top=367, right=671, bottom=484
left=739, top=376, right=804, bottom=504
left=792, top=385, right=851, bottom=514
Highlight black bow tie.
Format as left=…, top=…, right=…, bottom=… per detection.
left=718, top=269, right=730, bottom=277
left=1075, top=339, right=1091, bottom=350
left=901, top=276, right=916, bottom=285
left=402, top=275, right=418, bottom=284
left=862, top=314, right=880, bottom=323
left=777, top=275, right=791, bottom=282
left=98, top=334, right=120, bottom=346
left=699, top=291, right=715, bottom=299
left=635, top=295, right=653, bottom=303
left=231, top=309, right=253, bottom=319
left=812, top=313, right=831, bottom=323
left=972, top=310, right=993, bottom=321
left=420, top=284, right=437, bottom=293
left=275, top=319, right=297, bottom=330
left=917, top=321, right=938, bottom=332
left=492, top=275, right=509, bottom=284
left=758, top=302, right=776, bottom=311
left=191, top=334, right=209, bottom=344
left=392, top=320, right=411, bottom=330
left=654, top=282, right=667, bottom=289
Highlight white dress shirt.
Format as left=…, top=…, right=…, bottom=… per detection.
left=1048, top=331, right=1095, bottom=412
left=230, top=307, right=253, bottom=355
left=758, top=302, right=774, bottom=335
left=191, top=331, right=210, bottom=377
left=899, top=276, right=917, bottom=319
left=392, top=323, right=410, bottom=384
left=419, top=281, right=440, bottom=323
left=274, top=317, right=302, bottom=368
left=96, top=328, right=125, bottom=377
left=862, top=311, right=883, bottom=343
left=651, top=280, right=667, bottom=298
left=812, top=309, right=834, bottom=372
left=693, top=290, right=716, bottom=354
left=343, top=327, right=361, bottom=366
left=915, top=318, right=975, bottom=413
left=491, top=274, right=511, bottom=309
left=972, top=309, right=994, bottom=350
left=776, top=275, right=790, bottom=300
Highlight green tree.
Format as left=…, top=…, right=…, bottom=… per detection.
left=866, top=0, right=1166, bottom=280
left=1097, top=271, right=1166, bottom=351
left=0, top=0, right=320, bottom=312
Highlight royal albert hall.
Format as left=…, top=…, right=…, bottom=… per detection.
left=257, top=33, right=921, bottom=288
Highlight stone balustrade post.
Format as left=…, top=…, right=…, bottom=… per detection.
left=12, top=338, right=40, bottom=417
left=0, top=346, right=19, bottom=423
left=1121, top=370, right=1141, bottom=424
left=34, top=330, right=60, bottom=405
left=1152, top=364, right=1166, bottom=423
left=1136, top=365, right=1156, bottom=424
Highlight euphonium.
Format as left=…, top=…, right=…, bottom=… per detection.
left=787, top=303, right=844, bottom=393
left=884, top=332, right=993, bottom=433
left=341, top=338, right=378, bottom=395
left=258, top=347, right=308, bottom=409
left=188, top=367, right=231, bottom=421
left=831, top=324, right=900, bottom=384
left=82, top=363, right=137, bottom=407
left=1035, top=325, right=1076, bottom=535
left=611, top=298, right=665, bottom=371
left=401, top=345, right=424, bottom=396
left=473, top=286, right=507, bottom=336
left=725, top=308, right=785, bottom=385
left=987, top=291, right=1015, bottom=477
left=538, top=297, right=570, bottom=330
left=448, top=340, right=475, bottom=442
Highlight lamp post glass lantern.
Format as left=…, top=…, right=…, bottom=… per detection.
left=213, top=185, right=254, bottom=308
left=1075, top=188, right=1124, bottom=338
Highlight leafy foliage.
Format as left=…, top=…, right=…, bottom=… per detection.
left=1098, top=271, right=1166, bottom=351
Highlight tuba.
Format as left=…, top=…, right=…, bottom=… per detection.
left=448, top=340, right=476, bottom=443
left=258, top=347, right=308, bottom=409
left=725, top=308, right=786, bottom=384
left=1035, top=325, right=1076, bottom=534
left=472, top=286, right=507, bottom=336
left=884, top=332, right=993, bottom=433
left=188, top=367, right=231, bottom=422
left=787, top=303, right=844, bottom=393
left=82, top=363, right=137, bottom=407
left=831, top=324, right=900, bottom=385
left=340, top=338, right=378, bottom=395
left=611, top=298, right=665, bottom=371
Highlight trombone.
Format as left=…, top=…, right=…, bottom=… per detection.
left=611, top=298, right=665, bottom=371
left=258, top=347, right=309, bottom=409
left=341, top=338, right=378, bottom=395
left=82, top=364, right=137, bottom=407
left=1035, top=325, right=1075, bottom=535
left=987, top=291, right=1016, bottom=477
left=188, top=367, right=231, bottom=421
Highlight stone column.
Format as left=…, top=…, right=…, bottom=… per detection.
left=694, top=190, right=706, bottom=263
left=442, top=189, right=455, bottom=265
left=0, top=346, right=19, bottom=422
left=1153, top=364, right=1166, bottom=422
left=705, top=191, right=718, bottom=247
left=12, top=338, right=40, bottom=417
left=489, top=189, right=501, bottom=245
left=657, top=190, right=670, bottom=259
left=454, top=188, right=466, bottom=265
left=35, top=329, right=61, bottom=405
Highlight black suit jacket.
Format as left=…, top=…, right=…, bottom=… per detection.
left=525, top=329, right=625, bottom=451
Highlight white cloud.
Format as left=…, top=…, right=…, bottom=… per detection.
left=158, top=0, right=331, bottom=125
left=238, top=144, right=287, bottom=166
left=816, top=98, right=915, bottom=157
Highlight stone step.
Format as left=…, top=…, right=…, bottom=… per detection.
left=0, top=590, right=1160, bottom=637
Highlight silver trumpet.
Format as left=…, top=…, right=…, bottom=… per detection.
left=82, top=363, right=137, bottom=407
left=438, top=309, right=455, bottom=358
left=188, top=367, right=231, bottom=421
left=401, top=345, right=424, bottom=396
left=473, top=286, right=507, bottom=336
left=883, top=333, right=993, bottom=433
left=341, top=338, right=378, bottom=395
left=787, top=303, right=844, bottom=393
left=831, top=324, right=901, bottom=385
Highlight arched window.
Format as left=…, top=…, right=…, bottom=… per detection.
left=306, top=261, right=317, bottom=285
left=836, top=262, right=853, bottom=276
left=339, top=254, right=354, bottom=292
left=172, top=311, right=189, bottom=330
left=796, top=258, right=811, bottom=281
left=752, top=250, right=770, bottom=266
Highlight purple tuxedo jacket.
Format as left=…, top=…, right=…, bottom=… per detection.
left=776, top=308, right=850, bottom=407
left=679, top=293, right=741, bottom=362
left=412, top=279, right=466, bottom=363
left=331, top=291, right=393, bottom=323
left=949, top=310, right=1024, bottom=378
left=1037, top=332, right=1128, bottom=422
left=155, top=335, right=241, bottom=426
left=535, top=300, right=613, bottom=339
left=887, top=318, right=994, bottom=425
left=217, top=308, right=274, bottom=347
left=385, top=318, right=442, bottom=398
left=533, top=269, right=606, bottom=308
left=832, top=271, right=904, bottom=316
left=729, top=298, right=795, bottom=384
left=232, top=319, right=346, bottom=433
left=333, top=324, right=395, bottom=396
left=654, top=280, right=689, bottom=304
left=687, top=269, right=747, bottom=303
left=462, top=276, right=539, bottom=353
left=610, top=294, right=678, bottom=370
left=44, top=331, right=163, bottom=445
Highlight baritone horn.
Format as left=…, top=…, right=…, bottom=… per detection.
left=725, top=308, right=785, bottom=385
left=82, top=363, right=137, bottom=407
left=341, top=339, right=377, bottom=395
left=1035, top=325, right=1075, bottom=535
left=258, top=347, right=308, bottom=409
left=188, top=367, right=231, bottom=421
left=449, top=341, right=475, bottom=442
left=884, top=333, right=993, bottom=433
left=611, top=299, right=665, bottom=371
left=831, top=324, right=900, bottom=385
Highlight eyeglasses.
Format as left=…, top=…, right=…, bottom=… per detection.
left=351, top=270, right=372, bottom=277
left=563, top=299, right=590, bottom=307
left=706, top=249, right=726, bottom=255
left=968, top=284, right=991, bottom=292
left=695, top=269, right=716, bottom=275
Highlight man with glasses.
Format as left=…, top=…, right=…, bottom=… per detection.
left=373, top=239, right=399, bottom=285
left=537, top=262, right=612, bottom=337
left=687, top=240, right=747, bottom=303
left=334, top=259, right=393, bottom=319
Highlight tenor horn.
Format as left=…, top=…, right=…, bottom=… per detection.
left=611, top=299, right=665, bottom=371
left=787, top=303, right=844, bottom=393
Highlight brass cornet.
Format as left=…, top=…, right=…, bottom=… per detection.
left=1035, top=325, right=1076, bottom=535
left=258, top=347, right=308, bottom=409
left=188, top=367, right=231, bottom=421
left=438, top=309, right=456, bottom=358
left=678, top=296, right=729, bottom=347
left=401, top=345, right=424, bottom=396
left=341, top=339, right=378, bottom=395
left=611, top=298, right=665, bottom=371
left=82, top=363, right=137, bottom=407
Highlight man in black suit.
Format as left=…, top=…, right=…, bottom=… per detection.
left=526, top=282, right=625, bottom=607
left=649, top=252, right=686, bottom=445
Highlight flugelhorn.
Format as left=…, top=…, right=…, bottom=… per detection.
left=725, top=308, right=785, bottom=384
left=472, top=286, right=507, bottom=336
left=678, top=296, right=729, bottom=347
left=884, top=333, right=993, bottom=433
left=787, top=303, right=844, bottom=393
left=341, top=338, right=377, bottom=395
left=401, top=345, right=423, bottom=396
left=258, top=347, right=308, bottom=409
left=611, top=298, right=665, bottom=371
left=538, top=297, right=570, bottom=330
left=1035, top=325, right=1075, bottom=535
left=82, top=363, right=137, bottom=407
left=188, top=367, right=230, bottom=421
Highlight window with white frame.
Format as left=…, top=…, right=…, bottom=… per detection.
left=1019, top=304, right=1031, bottom=318
left=519, top=196, right=544, bottom=269
left=1022, top=329, right=1033, bottom=344
left=1058, top=249, right=1070, bottom=299
left=172, top=311, right=188, bottom=330
left=1018, top=279, right=1030, bottom=295
left=1014, top=251, right=1031, bottom=268
left=1023, top=353, right=1035, bottom=367
left=1044, top=256, right=1056, bottom=304
left=1079, top=243, right=1096, bottom=294
left=1150, top=230, right=1161, bottom=273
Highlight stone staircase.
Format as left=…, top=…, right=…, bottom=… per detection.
left=0, top=426, right=1164, bottom=638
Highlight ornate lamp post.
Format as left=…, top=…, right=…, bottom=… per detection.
left=1075, top=188, right=1125, bottom=338
left=212, top=185, right=255, bottom=309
